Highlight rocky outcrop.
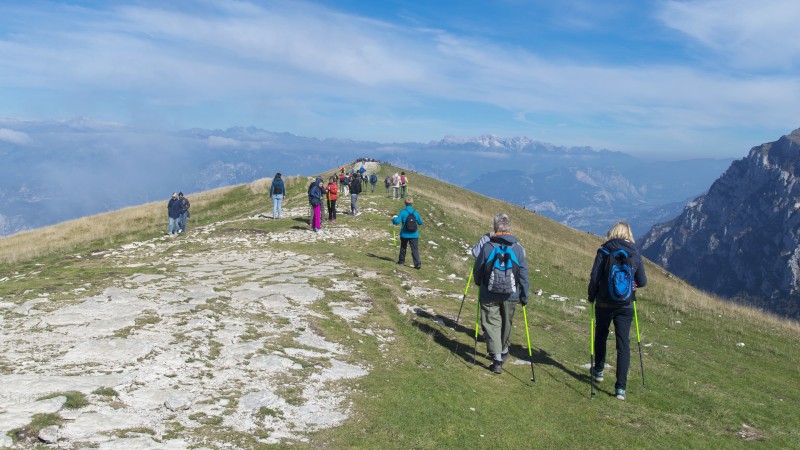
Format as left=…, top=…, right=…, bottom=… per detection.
left=641, top=129, right=800, bottom=318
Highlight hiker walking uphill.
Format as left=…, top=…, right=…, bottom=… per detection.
left=349, top=172, right=363, bottom=216
left=369, top=173, right=378, bottom=193
left=473, top=213, right=529, bottom=374
left=308, top=177, right=324, bottom=233
left=391, top=172, right=401, bottom=200
left=391, top=197, right=424, bottom=269
left=270, top=173, right=286, bottom=219
left=587, top=221, right=647, bottom=401
left=400, top=171, right=409, bottom=198
left=167, top=193, right=182, bottom=236
left=178, top=192, right=190, bottom=233
left=326, top=175, right=338, bottom=223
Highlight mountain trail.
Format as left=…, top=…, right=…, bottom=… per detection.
left=0, top=204, right=395, bottom=447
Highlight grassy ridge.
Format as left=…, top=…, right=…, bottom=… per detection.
left=1, top=164, right=798, bottom=448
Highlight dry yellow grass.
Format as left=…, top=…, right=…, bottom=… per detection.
left=0, top=185, right=237, bottom=265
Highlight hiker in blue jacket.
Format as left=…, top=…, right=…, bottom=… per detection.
left=369, top=173, right=378, bottom=193
left=270, top=173, right=286, bottom=219
left=391, top=197, right=423, bottom=269
left=167, top=193, right=183, bottom=236
left=587, top=221, right=648, bottom=400
left=473, top=213, right=529, bottom=374
left=308, top=176, right=324, bottom=232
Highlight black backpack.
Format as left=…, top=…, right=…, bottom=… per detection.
left=273, top=181, right=283, bottom=195
left=403, top=209, right=419, bottom=233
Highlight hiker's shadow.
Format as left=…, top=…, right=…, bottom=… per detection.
left=366, top=252, right=394, bottom=262
left=411, top=308, right=593, bottom=391
left=411, top=308, right=486, bottom=368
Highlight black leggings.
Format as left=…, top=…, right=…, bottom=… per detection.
left=593, top=305, right=633, bottom=391
left=328, top=199, right=337, bottom=220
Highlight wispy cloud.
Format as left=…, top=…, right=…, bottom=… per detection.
left=0, top=128, right=31, bottom=145
left=0, top=0, right=798, bottom=157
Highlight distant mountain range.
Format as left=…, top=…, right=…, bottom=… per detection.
left=0, top=117, right=732, bottom=237
left=641, top=128, right=800, bottom=319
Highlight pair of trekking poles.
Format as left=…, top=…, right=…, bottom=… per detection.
left=590, top=302, right=646, bottom=399
left=456, top=268, right=536, bottom=383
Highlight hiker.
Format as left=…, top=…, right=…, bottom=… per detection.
left=391, top=197, right=424, bottom=269
left=384, top=175, right=391, bottom=194
left=363, top=170, right=369, bottom=190
left=326, top=175, right=338, bottom=223
left=391, top=172, right=401, bottom=200
left=178, top=192, right=190, bottom=233
left=472, top=213, right=529, bottom=374
left=587, top=221, right=648, bottom=401
left=167, top=193, right=182, bottom=236
left=369, top=173, right=378, bottom=193
left=400, top=171, right=409, bottom=198
left=308, top=176, right=324, bottom=232
left=270, top=173, right=286, bottom=219
left=349, top=172, right=363, bottom=216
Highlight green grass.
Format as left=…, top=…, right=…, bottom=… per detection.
left=2, top=163, right=799, bottom=448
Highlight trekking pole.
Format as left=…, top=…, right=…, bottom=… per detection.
left=472, top=294, right=480, bottom=365
left=455, top=268, right=473, bottom=324
left=633, top=300, right=647, bottom=389
left=590, top=302, right=595, bottom=399
left=522, top=304, right=536, bottom=383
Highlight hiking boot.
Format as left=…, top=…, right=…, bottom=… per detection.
left=414, top=265, right=421, bottom=270
left=590, top=367, right=604, bottom=382
left=500, top=351, right=510, bottom=365
left=489, top=360, right=503, bottom=374
left=615, top=389, right=626, bottom=400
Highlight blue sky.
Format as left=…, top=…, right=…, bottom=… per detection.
left=1, top=0, right=799, bottom=158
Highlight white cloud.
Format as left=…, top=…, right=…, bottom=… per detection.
left=0, top=128, right=32, bottom=145
left=206, top=136, right=241, bottom=148
left=659, top=0, right=800, bottom=69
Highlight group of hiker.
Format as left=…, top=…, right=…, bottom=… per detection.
left=466, top=216, right=646, bottom=400
left=166, top=192, right=191, bottom=235
left=384, top=171, right=409, bottom=199
left=177, top=161, right=646, bottom=401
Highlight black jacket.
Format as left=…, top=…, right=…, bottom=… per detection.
left=349, top=175, right=362, bottom=195
left=588, top=238, right=647, bottom=305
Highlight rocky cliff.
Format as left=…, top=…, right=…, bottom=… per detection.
left=641, top=129, right=800, bottom=319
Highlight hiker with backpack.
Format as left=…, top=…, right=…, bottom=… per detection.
left=167, top=192, right=182, bottom=236
left=391, top=172, right=401, bottom=200
left=400, top=172, right=409, bottom=198
left=178, top=192, right=190, bottom=233
left=326, top=175, right=338, bottom=223
left=308, top=176, right=324, bottom=233
left=472, top=213, right=529, bottom=374
left=587, top=221, right=648, bottom=400
left=369, top=173, right=378, bottom=193
left=391, top=197, right=424, bottom=269
left=270, top=173, right=286, bottom=219
left=384, top=176, right=391, bottom=195
left=349, top=172, right=363, bottom=216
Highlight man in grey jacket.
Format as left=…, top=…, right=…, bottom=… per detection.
left=473, top=213, right=529, bottom=374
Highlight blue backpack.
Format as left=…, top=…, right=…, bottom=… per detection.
left=599, top=247, right=634, bottom=302
left=484, top=243, right=520, bottom=294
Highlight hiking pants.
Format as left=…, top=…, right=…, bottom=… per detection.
left=272, top=194, right=283, bottom=219
left=168, top=216, right=180, bottom=234
left=593, top=304, right=633, bottom=391
left=392, top=186, right=399, bottom=199
left=327, top=199, right=337, bottom=221
left=480, top=300, right=516, bottom=358
left=312, top=204, right=322, bottom=230
left=350, top=194, right=359, bottom=214
left=398, top=237, right=420, bottom=267
left=401, top=185, right=407, bottom=198
left=180, top=211, right=188, bottom=232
